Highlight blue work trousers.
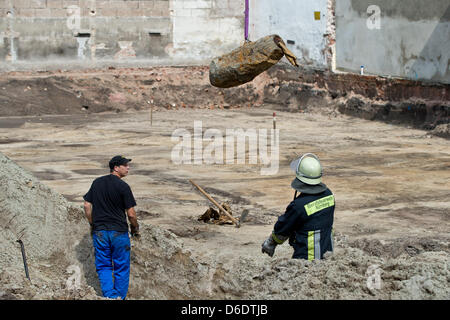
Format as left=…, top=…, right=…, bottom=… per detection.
left=92, top=230, right=130, bottom=299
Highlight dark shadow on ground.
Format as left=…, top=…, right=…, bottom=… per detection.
left=75, top=232, right=102, bottom=296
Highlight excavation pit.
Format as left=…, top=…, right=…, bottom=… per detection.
left=0, top=66, right=449, bottom=300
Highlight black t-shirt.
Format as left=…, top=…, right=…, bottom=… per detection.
left=83, top=174, right=136, bottom=232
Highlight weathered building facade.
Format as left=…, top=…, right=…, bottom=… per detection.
left=0, top=0, right=448, bottom=84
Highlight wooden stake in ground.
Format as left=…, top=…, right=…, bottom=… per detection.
left=147, top=100, right=153, bottom=126
left=273, top=112, right=276, bottom=130
left=189, top=180, right=240, bottom=227
left=209, top=34, right=298, bottom=88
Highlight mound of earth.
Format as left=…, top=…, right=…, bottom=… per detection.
left=431, top=123, right=450, bottom=138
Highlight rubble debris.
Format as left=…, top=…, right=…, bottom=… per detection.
left=430, top=123, right=450, bottom=139
left=189, top=180, right=240, bottom=227
left=198, top=203, right=234, bottom=225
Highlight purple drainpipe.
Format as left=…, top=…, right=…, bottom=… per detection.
left=245, top=0, right=249, bottom=41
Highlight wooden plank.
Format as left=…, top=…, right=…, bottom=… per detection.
left=189, top=179, right=240, bottom=227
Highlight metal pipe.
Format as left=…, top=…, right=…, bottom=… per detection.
left=245, top=0, right=249, bottom=41
left=17, top=240, right=30, bottom=281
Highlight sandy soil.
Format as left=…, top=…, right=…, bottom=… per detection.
left=0, top=69, right=449, bottom=300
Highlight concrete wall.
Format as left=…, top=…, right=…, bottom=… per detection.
left=0, top=0, right=245, bottom=67
left=0, top=0, right=173, bottom=62
left=171, top=0, right=244, bottom=61
left=335, top=0, right=450, bottom=83
left=249, top=0, right=332, bottom=69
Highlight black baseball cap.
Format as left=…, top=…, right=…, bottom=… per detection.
left=109, top=155, right=132, bottom=170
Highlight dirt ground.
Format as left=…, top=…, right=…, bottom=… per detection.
left=0, top=67, right=449, bottom=300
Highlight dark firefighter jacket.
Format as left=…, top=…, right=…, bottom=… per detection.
left=273, top=188, right=335, bottom=260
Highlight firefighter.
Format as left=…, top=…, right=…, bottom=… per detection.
left=262, top=153, right=335, bottom=260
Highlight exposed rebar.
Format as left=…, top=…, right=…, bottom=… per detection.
left=17, top=240, right=30, bottom=281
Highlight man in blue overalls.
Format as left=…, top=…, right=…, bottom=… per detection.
left=83, top=155, right=140, bottom=299
left=262, top=153, right=335, bottom=260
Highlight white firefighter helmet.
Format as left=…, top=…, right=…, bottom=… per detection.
left=290, top=153, right=327, bottom=194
